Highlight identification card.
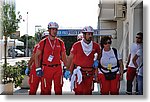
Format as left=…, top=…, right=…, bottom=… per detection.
left=48, top=55, right=54, bottom=62
left=108, top=64, right=112, bottom=70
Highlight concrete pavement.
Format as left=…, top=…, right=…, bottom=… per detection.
left=1, top=57, right=129, bottom=95
left=13, top=75, right=128, bottom=95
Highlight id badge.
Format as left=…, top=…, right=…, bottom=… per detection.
left=108, top=64, right=112, bottom=70
left=48, top=55, right=54, bottom=62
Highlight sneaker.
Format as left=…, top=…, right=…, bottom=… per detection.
left=126, top=91, right=132, bottom=95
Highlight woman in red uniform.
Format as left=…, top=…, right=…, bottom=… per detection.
left=97, top=36, right=124, bottom=95
left=28, top=32, right=49, bottom=95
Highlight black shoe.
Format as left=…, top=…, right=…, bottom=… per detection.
left=126, top=91, right=132, bottom=95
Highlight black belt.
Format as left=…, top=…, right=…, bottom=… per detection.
left=42, top=64, right=61, bottom=67
left=101, top=65, right=118, bottom=71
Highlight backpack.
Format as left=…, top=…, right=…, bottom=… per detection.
left=99, top=48, right=120, bottom=68
left=112, top=48, right=120, bottom=68
left=99, top=48, right=120, bottom=80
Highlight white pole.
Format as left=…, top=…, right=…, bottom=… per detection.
left=26, top=12, right=28, bottom=57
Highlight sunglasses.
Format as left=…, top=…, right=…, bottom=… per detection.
left=136, top=36, right=142, bottom=39
left=104, top=41, right=111, bottom=45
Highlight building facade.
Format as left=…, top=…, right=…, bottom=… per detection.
left=97, top=0, right=143, bottom=62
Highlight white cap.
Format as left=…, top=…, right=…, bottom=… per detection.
left=77, top=33, right=83, bottom=40
left=42, top=31, right=49, bottom=38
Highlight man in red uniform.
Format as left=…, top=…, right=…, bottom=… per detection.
left=34, top=22, right=67, bottom=95
left=67, top=26, right=101, bottom=95
left=28, top=32, right=49, bottom=95
left=69, top=33, right=84, bottom=75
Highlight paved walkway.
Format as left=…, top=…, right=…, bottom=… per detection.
left=1, top=57, right=135, bottom=95
left=13, top=75, right=128, bottom=95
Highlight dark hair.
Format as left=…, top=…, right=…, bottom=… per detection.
left=41, top=35, right=48, bottom=40
left=100, top=36, right=112, bottom=48
left=137, top=32, right=143, bottom=39
left=82, top=32, right=86, bottom=35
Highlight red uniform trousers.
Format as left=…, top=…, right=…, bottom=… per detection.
left=41, top=66, right=63, bottom=95
left=126, top=67, right=137, bottom=94
left=29, top=67, right=43, bottom=95
left=98, top=73, right=120, bottom=95
left=74, top=75, right=94, bottom=95
left=126, top=67, right=137, bottom=81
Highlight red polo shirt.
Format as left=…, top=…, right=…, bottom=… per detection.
left=37, top=37, right=66, bottom=65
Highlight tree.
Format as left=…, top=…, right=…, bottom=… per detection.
left=59, top=36, right=76, bottom=55
left=2, top=3, right=22, bottom=66
left=18, top=35, right=36, bottom=56
left=35, top=28, right=46, bottom=43
left=28, top=36, right=36, bottom=51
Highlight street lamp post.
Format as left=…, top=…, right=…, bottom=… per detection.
left=25, top=12, right=28, bottom=57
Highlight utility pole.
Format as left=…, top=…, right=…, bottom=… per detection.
left=25, top=12, right=28, bottom=57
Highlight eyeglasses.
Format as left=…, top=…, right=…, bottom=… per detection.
left=136, top=36, right=142, bottom=39
left=104, top=41, right=111, bottom=45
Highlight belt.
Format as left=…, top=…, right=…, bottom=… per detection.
left=101, top=65, right=118, bottom=71
left=74, top=64, right=93, bottom=68
left=82, top=70, right=94, bottom=76
left=99, top=65, right=119, bottom=74
left=74, top=64, right=94, bottom=76
left=42, top=64, right=61, bottom=67
left=80, top=67, right=94, bottom=77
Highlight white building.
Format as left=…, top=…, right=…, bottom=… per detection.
left=97, top=0, right=143, bottom=62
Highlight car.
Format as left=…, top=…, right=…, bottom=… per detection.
left=15, top=49, right=24, bottom=57
left=8, top=48, right=24, bottom=57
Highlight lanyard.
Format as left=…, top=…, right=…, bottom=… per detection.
left=48, top=36, right=56, bottom=55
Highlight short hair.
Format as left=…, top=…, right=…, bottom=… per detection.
left=100, top=36, right=112, bottom=48
left=137, top=32, right=143, bottom=39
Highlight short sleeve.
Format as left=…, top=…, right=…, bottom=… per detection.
left=60, top=40, right=66, bottom=52
left=117, top=49, right=122, bottom=60
left=95, top=43, right=101, bottom=53
left=130, top=43, right=136, bottom=54
left=33, top=44, right=38, bottom=53
left=70, top=43, right=77, bottom=55
left=36, top=39, right=46, bottom=51
left=136, top=49, right=142, bottom=57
